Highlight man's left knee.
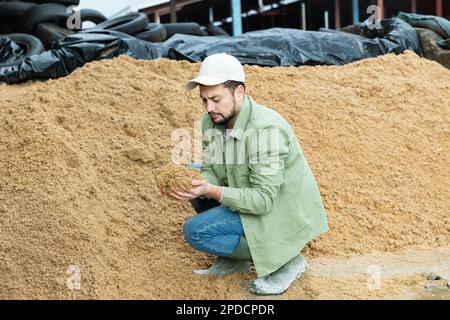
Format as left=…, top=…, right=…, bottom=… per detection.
left=183, top=216, right=201, bottom=247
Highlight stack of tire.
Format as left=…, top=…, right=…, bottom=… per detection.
left=0, top=0, right=108, bottom=63
left=94, top=20, right=229, bottom=43
left=0, top=0, right=229, bottom=68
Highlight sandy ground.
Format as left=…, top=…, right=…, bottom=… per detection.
left=0, top=51, right=449, bottom=299
left=281, top=246, right=450, bottom=300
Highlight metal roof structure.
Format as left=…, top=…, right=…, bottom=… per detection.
left=115, top=0, right=450, bottom=34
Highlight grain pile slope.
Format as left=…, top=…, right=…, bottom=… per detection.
left=0, top=51, right=448, bottom=299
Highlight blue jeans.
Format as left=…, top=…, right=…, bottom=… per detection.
left=184, top=197, right=245, bottom=257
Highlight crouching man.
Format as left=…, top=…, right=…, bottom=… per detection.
left=168, top=53, right=328, bottom=295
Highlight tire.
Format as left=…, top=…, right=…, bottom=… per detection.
left=18, top=3, right=70, bottom=33
left=93, top=13, right=149, bottom=35
left=79, top=9, right=107, bottom=25
left=33, top=23, right=66, bottom=49
left=66, top=8, right=107, bottom=30
left=0, top=1, right=36, bottom=18
left=0, top=33, right=44, bottom=66
left=134, top=23, right=167, bottom=42
left=163, top=22, right=208, bottom=38
left=0, top=18, right=18, bottom=34
left=207, top=23, right=229, bottom=36
left=339, top=23, right=364, bottom=37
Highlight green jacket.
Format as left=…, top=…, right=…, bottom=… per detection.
left=200, top=95, right=328, bottom=277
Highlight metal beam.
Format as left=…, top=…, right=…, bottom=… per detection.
left=377, top=0, right=384, bottom=20
left=301, top=2, right=306, bottom=30
left=231, top=0, right=243, bottom=36
left=154, top=12, right=160, bottom=23
left=170, top=0, right=177, bottom=23
left=209, top=7, right=214, bottom=23
left=411, top=0, right=417, bottom=13
left=141, top=0, right=204, bottom=18
left=334, top=0, right=341, bottom=29
left=436, top=0, right=443, bottom=16
left=352, top=0, right=359, bottom=24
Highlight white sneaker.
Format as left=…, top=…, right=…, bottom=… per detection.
left=249, top=255, right=308, bottom=295
left=193, top=257, right=251, bottom=276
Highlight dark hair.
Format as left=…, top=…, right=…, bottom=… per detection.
left=222, top=80, right=245, bottom=93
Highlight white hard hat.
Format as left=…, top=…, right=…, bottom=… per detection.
left=185, top=53, right=245, bottom=91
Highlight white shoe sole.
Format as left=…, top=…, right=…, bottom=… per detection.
left=193, top=260, right=251, bottom=276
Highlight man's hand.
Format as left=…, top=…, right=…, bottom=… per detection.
left=168, top=179, right=223, bottom=201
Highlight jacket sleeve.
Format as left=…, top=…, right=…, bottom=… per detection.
left=221, top=125, right=291, bottom=215
left=200, top=165, right=222, bottom=186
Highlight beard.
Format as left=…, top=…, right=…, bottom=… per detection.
left=208, top=98, right=237, bottom=126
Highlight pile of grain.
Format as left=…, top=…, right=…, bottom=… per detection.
left=0, top=51, right=448, bottom=299
left=154, top=164, right=202, bottom=193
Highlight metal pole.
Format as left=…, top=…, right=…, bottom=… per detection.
left=209, top=7, right=214, bottom=23
left=352, top=0, right=359, bottom=24
left=154, top=12, right=160, bottom=24
left=377, top=0, right=384, bottom=20
left=334, top=0, right=341, bottom=29
left=411, top=0, right=417, bottom=13
left=231, top=0, right=243, bottom=36
left=170, top=0, right=177, bottom=23
left=436, top=0, right=443, bottom=16
left=324, top=11, right=329, bottom=29
left=301, top=2, right=306, bottom=30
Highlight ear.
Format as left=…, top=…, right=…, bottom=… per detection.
left=236, top=84, right=245, bottom=102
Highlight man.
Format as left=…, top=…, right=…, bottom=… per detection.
left=168, top=53, right=328, bottom=295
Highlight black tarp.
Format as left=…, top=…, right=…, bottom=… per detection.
left=0, top=18, right=421, bottom=84
left=0, top=30, right=172, bottom=84
left=397, top=12, right=450, bottom=49
left=0, top=37, right=25, bottom=66
left=164, top=18, right=421, bottom=66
